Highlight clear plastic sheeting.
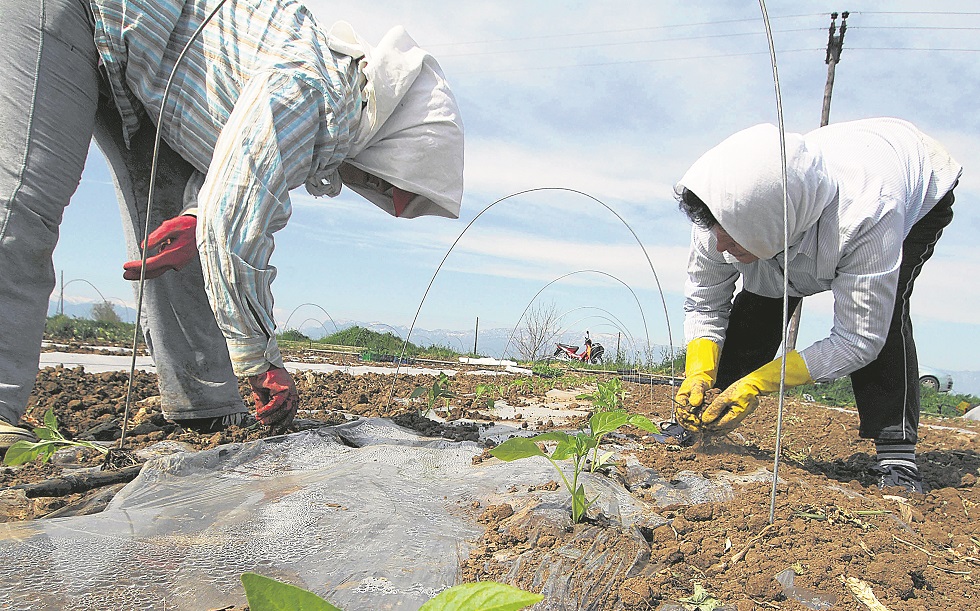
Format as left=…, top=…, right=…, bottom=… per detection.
left=0, top=419, right=740, bottom=610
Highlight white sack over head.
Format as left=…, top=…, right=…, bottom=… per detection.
left=325, top=22, right=464, bottom=219
left=675, top=124, right=837, bottom=260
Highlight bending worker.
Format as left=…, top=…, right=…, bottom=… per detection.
left=673, top=119, right=961, bottom=494
left=0, top=0, right=463, bottom=450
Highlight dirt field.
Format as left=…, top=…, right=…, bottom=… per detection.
left=1, top=351, right=978, bottom=610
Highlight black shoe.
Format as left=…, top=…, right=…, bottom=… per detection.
left=874, top=464, right=923, bottom=494
left=174, top=412, right=252, bottom=434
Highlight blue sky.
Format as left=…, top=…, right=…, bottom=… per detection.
left=55, top=1, right=980, bottom=372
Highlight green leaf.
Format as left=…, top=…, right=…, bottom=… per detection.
left=241, top=573, right=341, bottom=611
left=531, top=431, right=570, bottom=444
left=626, top=414, right=659, bottom=433
left=43, top=408, right=58, bottom=431
left=550, top=436, right=579, bottom=461
left=3, top=440, right=58, bottom=466
left=33, top=427, right=57, bottom=441
left=419, top=582, right=543, bottom=611
left=489, top=437, right=547, bottom=461
left=410, top=388, right=429, bottom=399
left=589, top=410, right=630, bottom=437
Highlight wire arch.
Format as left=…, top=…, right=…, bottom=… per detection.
left=385, top=187, right=674, bottom=411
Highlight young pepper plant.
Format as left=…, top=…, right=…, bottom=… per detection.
left=410, top=372, right=456, bottom=417
left=575, top=377, right=625, bottom=412
left=490, top=431, right=598, bottom=523
left=3, top=408, right=109, bottom=466
left=587, top=409, right=658, bottom=472
left=489, top=409, right=659, bottom=522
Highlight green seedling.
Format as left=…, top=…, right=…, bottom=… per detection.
left=490, top=410, right=657, bottom=522
left=410, top=372, right=455, bottom=417
left=474, top=383, right=496, bottom=409
left=3, top=408, right=108, bottom=466
left=576, top=377, right=625, bottom=412
left=508, top=378, right=532, bottom=395
left=587, top=409, right=658, bottom=472
left=490, top=431, right=598, bottom=523
left=241, top=573, right=542, bottom=611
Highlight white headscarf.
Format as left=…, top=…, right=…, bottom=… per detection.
left=675, top=124, right=837, bottom=260
left=313, top=21, right=464, bottom=219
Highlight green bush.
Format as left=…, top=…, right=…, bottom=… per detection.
left=45, top=314, right=140, bottom=345
left=790, top=376, right=979, bottom=417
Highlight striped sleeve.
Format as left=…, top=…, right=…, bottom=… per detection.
left=799, top=205, right=904, bottom=381
left=683, top=226, right=739, bottom=345
left=197, top=71, right=341, bottom=376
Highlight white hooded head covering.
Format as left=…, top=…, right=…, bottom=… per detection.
left=675, top=124, right=837, bottom=260
left=312, top=22, right=464, bottom=219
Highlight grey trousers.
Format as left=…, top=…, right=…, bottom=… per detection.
left=0, top=0, right=244, bottom=424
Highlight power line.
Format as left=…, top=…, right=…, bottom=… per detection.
left=439, top=28, right=821, bottom=59
left=854, top=10, right=980, bottom=16
left=425, top=13, right=831, bottom=48
left=450, top=48, right=823, bottom=76
left=850, top=25, right=980, bottom=31
left=847, top=46, right=980, bottom=52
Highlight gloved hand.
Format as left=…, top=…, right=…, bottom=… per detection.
left=248, top=366, right=299, bottom=434
left=700, top=350, right=812, bottom=433
left=674, top=338, right=720, bottom=431
left=122, top=215, right=198, bottom=280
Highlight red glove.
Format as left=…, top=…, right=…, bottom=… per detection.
left=248, top=366, right=299, bottom=434
left=123, top=215, right=198, bottom=280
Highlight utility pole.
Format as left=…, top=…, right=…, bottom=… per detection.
left=59, top=270, right=64, bottom=316
left=473, top=316, right=479, bottom=355
left=787, top=11, right=848, bottom=351
left=821, top=11, right=848, bottom=127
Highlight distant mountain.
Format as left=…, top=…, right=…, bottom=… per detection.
left=301, top=319, right=674, bottom=363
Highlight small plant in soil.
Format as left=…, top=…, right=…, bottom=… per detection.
left=3, top=408, right=109, bottom=466
left=676, top=582, right=724, bottom=611
left=586, top=409, right=658, bottom=472
left=490, top=410, right=658, bottom=523
left=241, top=572, right=542, bottom=610
left=410, top=372, right=456, bottom=417
left=576, top=377, right=625, bottom=412
left=474, top=383, right=497, bottom=409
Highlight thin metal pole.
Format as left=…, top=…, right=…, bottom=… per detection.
left=757, top=0, right=791, bottom=525
left=119, top=0, right=229, bottom=449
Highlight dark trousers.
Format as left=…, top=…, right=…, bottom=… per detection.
left=716, top=189, right=955, bottom=443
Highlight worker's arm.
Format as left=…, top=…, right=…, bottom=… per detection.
left=197, top=70, right=356, bottom=377
left=797, top=208, right=903, bottom=382
left=695, top=208, right=903, bottom=434
left=683, top=225, right=740, bottom=346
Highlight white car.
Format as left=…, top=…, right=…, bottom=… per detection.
left=919, top=366, right=953, bottom=393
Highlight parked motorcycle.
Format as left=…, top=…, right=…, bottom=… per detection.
left=553, top=332, right=604, bottom=364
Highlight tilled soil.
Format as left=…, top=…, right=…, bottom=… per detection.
left=1, top=352, right=978, bottom=610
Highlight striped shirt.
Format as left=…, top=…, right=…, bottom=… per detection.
left=684, top=119, right=962, bottom=382
left=91, top=0, right=363, bottom=375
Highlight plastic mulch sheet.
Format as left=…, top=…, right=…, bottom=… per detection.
left=0, top=418, right=747, bottom=610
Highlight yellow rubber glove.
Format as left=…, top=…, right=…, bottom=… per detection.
left=700, top=350, right=812, bottom=433
left=674, top=338, right=720, bottom=431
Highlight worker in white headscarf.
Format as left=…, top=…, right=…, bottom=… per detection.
left=673, top=119, right=960, bottom=494
left=0, top=0, right=463, bottom=450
